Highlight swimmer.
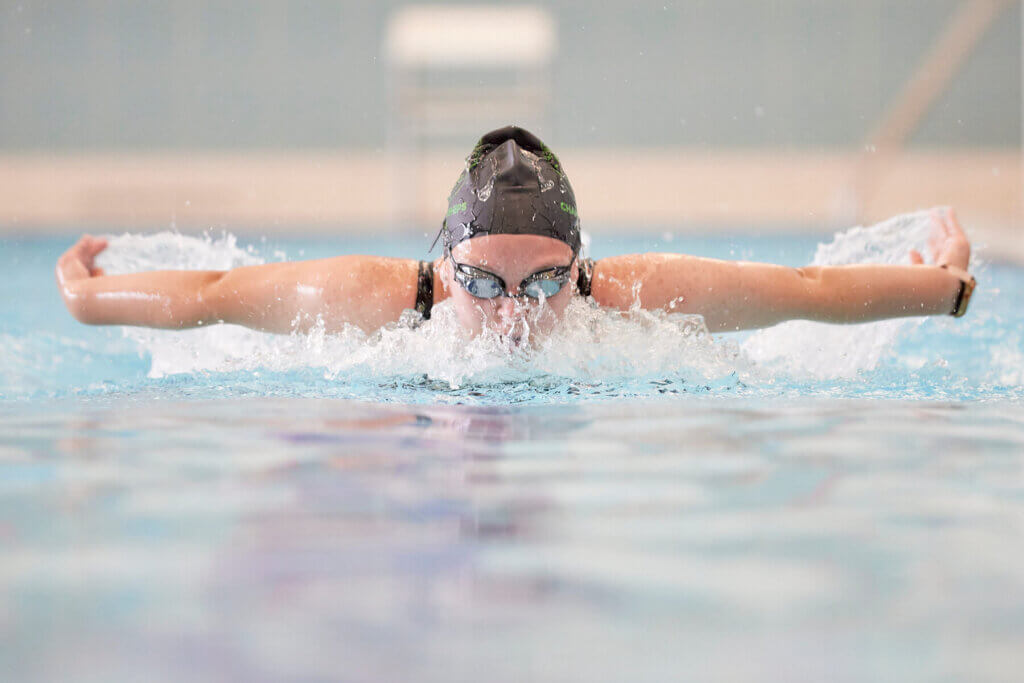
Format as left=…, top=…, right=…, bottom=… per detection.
left=56, top=126, right=976, bottom=343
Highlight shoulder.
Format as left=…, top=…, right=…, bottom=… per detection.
left=588, top=253, right=705, bottom=310
left=302, top=255, right=420, bottom=285
left=307, top=255, right=421, bottom=306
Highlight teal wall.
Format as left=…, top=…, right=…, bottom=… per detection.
left=0, top=0, right=1019, bottom=150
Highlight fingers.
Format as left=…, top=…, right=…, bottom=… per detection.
left=70, top=237, right=92, bottom=259
left=58, top=235, right=109, bottom=284
left=72, top=235, right=108, bottom=266
left=942, top=207, right=970, bottom=267
left=928, top=206, right=970, bottom=270
left=79, top=235, right=108, bottom=257
left=56, top=245, right=90, bottom=285
left=927, top=210, right=944, bottom=260
left=929, top=208, right=951, bottom=235
left=946, top=207, right=966, bottom=238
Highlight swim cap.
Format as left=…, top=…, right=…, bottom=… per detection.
left=437, top=126, right=581, bottom=256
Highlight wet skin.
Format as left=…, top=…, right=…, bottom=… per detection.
left=56, top=208, right=971, bottom=337
left=438, top=234, right=579, bottom=344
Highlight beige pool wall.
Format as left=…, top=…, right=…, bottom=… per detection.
left=1, top=1, right=1021, bottom=261
left=0, top=149, right=1019, bottom=248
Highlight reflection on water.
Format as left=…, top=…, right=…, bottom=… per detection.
left=2, top=397, right=1024, bottom=682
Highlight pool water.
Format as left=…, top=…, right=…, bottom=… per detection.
left=2, top=221, right=1024, bottom=681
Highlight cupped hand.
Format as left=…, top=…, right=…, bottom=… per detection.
left=56, top=235, right=108, bottom=286
left=908, top=207, right=971, bottom=270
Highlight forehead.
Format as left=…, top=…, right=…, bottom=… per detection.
left=450, top=234, right=572, bottom=269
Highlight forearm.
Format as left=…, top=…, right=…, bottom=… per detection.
left=592, top=254, right=965, bottom=332
left=59, top=270, right=223, bottom=328
left=797, top=264, right=961, bottom=323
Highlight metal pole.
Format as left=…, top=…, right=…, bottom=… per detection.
left=868, top=0, right=1014, bottom=151
left=848, top=0, right=1014, bottom=222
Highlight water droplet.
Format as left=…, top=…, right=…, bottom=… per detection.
left=476, top=159, right=497, bottom=201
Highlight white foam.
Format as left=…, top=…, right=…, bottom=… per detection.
left=742, top=210, right=936, bottom=379
left=96, top=214, right=945, bottom=384
left=101, top=230, right=263, bottom=272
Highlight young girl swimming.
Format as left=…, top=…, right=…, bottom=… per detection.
left=56, top=126, right=975, bottom=343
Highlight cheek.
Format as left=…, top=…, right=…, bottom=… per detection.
left=542, top=288, right=573, bottom=315
left=452, top=289, right=499, bottom=327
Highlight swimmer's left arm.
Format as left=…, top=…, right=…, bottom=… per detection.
left=591, top=208, right=972, bottom=332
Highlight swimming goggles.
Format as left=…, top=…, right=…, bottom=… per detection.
left=449, top=255, right=574, bottom=300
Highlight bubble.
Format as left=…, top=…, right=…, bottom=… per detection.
left=475, top=158, right=498, bottom=202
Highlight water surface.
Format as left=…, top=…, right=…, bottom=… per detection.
left=2, top=222, right=1023, bottom=681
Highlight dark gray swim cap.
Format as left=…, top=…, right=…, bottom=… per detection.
left=436, top=126, right=581, bottom=256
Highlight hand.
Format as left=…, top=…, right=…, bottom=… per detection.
left=909, top=207, right=971, bottom=270
left=56, top=235, right=108, bottom=287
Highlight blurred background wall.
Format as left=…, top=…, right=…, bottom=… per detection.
left=0, top=0, right=1020, bottom=248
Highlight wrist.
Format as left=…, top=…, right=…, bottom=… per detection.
left=940, top=264, right=976, bottom=317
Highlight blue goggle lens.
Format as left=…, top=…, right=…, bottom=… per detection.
left=465, top=277, right=505, bottom=299
left=464, top=276, right=567, bottom=300
left=523, top=278, right=565, bottom=299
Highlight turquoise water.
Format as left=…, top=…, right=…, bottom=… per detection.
left=4, top=229, right=1023, bottom=403
left=2, top=229, right=1024, bottom=681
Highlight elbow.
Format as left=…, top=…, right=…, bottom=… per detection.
left=197, top=271, right=224, bottom=302
left=196, top=271, right=230, bottom=324
left=793, top=266, right=826, bottom=319
left=795, top=265, right=821, bottom=282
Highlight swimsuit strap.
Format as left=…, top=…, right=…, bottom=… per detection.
left=416, top=260, right=434, bottom=320
left=577, top=258, right=595, bottom=297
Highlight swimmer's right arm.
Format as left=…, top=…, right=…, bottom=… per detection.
left=56, top=235, right=424, bottom=333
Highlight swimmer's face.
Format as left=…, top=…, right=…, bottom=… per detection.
left=444, top=234, right=578, bottom=345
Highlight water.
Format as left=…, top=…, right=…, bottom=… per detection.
left=5, top=214, right=1023, bottom=403
left=2, top=218, right=1023, bottom=682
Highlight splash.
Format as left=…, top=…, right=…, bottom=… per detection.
left=475, top=157, right=498, bottom=202
left=742, top=210, right=946, bottom=379
left=524, top=149, right=556, bottom=192
left=99, top=230, right=263, bottom=271
left=92, top=232, right=743, bottom=390
left=93, top=213, right=962, bottom=390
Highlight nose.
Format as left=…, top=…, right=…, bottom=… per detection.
left=496, top=295, right=520, bottom=319
left=493, top=294, right=532, bottom=339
